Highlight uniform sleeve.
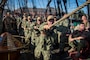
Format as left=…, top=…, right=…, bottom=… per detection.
left=63, top=19, right=69, bottom=27
left=46, top=38, right=52, bottom=50
left=30, top=23, right=35, bottom=30
left=39, top=22, right=47, bottom=31
left=21, top=20, right=24, bottom=28
left=86, top=22, right=90, bottom=28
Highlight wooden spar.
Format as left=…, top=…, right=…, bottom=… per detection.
left=76, top=0, right=79, bottom=7
left=45, top=0, right=52, bottom=14
left=50, top=0, right=90, bottom=28
left=54, top=0, right=57, bottom=15
left=18, top=0, right=23, bottom=15
left=62, top=0, right=67, bottom=13
left=57, top=0, right=61, bottom=17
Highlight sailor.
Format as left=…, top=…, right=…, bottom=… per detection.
left=74, top=15, right=90, bottom=30
left=34, top=15, right=57, bottom=60
left=68, top=23, right=88, bottom=57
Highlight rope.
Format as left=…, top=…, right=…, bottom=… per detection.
left=12, top=35, right=25, bottom=38
left=50, top=0, right=90, bottom=28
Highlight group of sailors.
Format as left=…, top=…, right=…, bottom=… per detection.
left=2, top=11, right=90, bottom=60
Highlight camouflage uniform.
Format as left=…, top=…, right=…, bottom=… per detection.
left=30, top=17, right=44, bottom=53
left=25, top=21, right=35, bottom=43
left=21, top=18, right=27, bottom=43
left=34, top=15, right=57, bottom=60
left=15, top=16, right=22, bottom=33
left=57, top=18, right=69, bottom=51
left=34, top=32, right=52, bottom=60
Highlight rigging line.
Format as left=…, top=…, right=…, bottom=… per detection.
left=10, top=0, right=14, bottom=10
left=75, top=0, right=79, bottom=7
left=8, top=0, right=10, bottom=9
left=31, top=0, right=35, bottom=8
left=44, top=0, right=47, bottom=14
left=16, top=0, right=18, bottom=9
left=18, top=0, right=21, bottom=8
left=12, top=0, right=15, bottom=10
left=27, top=0, right=29, bottom=8
left=31, top=0, right=34, bottom=12
left=59, top=0, right=63, bottom=12
left=62, top=0, right=68, bottom=13
left=18, top=0, right=23, bottom=14
left=6, top=1, right=10, bottom=10
left=26, top=0, right=27, bottom=7
left=28, top=0, right=30, bottom=7
left=46, top=0, right=52, bottom=13
left=10, top=0, right=12, bottom=10
left=54, top=0, right=57, bottom=15
left=20, top=0, right=24, bottom=8
left=34, top=0, right=37, bottom=13
left=27, top=0, right=29, bottom=7
left=7, top=0, right=9, bottom=8
left=11, top=0, right=15, bottom=10
left=24, top=0, right=28, bottom=7
left=7, top=0, right=11, bottom=10
left=41, top=0, right=44, bottom=8
left=23, top=0, right=27, bottom=9
left=42, top=0, right=45, bottom=8
left=23, top=0, right=25, bottom=7
left=38, top=0, right=42, bottom=8
left=68, top=0, right=70, bottom=7
left=47, top=0, right=52, bottom=7
left=25, top=0, right=30, bottom=13
left=34, top=0, right=37, bottom=7
left=57, top=0, right=61, bottom=17
left=31, top=0, right=37, bottom=13
left=59, top=0, right=64, bottom=17
left=29, top=0, right=33, bottom=8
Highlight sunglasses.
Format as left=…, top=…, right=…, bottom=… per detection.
left=49, top=19, right=54, bottom=22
